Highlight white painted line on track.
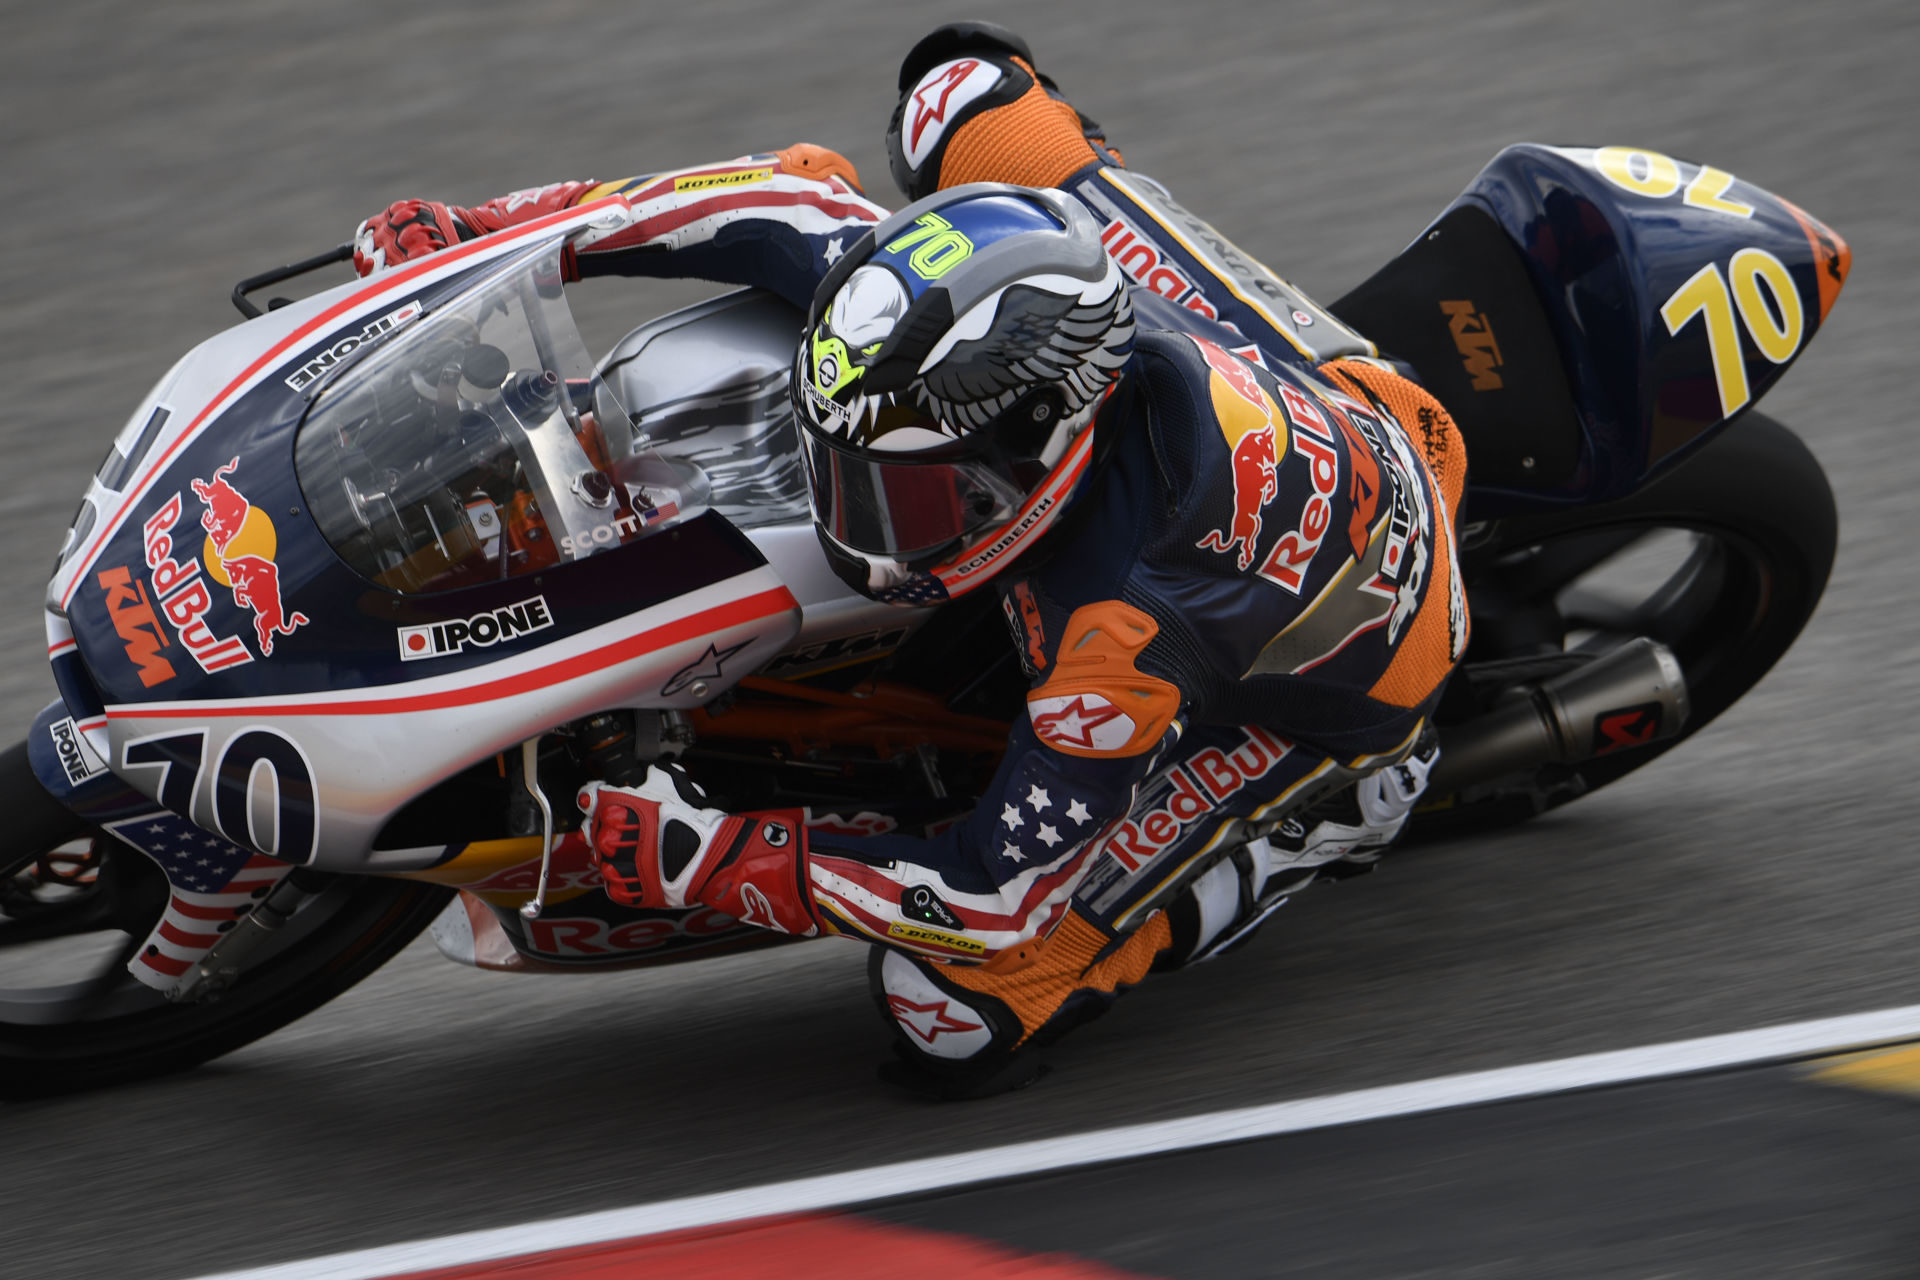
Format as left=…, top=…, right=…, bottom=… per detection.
left=198, top=1002, right=1920, bottom=1280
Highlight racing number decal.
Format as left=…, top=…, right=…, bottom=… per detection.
left=885, top=211, right=974, bottom=280
left=214, top=730, right=319, bottom=864
left=1591, top=147, right=1805, bottom=420
left=1593, top=146, right=1754, bottom=219
left=124, top=730, right=206, bottom=814
left=1660, top=249, right=1804, bottom=418
left=123, top=727, right=318, bottom=863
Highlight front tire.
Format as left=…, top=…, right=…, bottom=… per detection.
left=0, top=744, right=450, bottom=1096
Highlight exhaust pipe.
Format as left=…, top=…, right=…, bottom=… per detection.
left=1429, top=638, right=1689, bottom=794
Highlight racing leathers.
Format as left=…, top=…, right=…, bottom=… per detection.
left=360, top=33, right=1468, bottom=1095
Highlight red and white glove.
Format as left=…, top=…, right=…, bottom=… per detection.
left=577, top=769, right=819, bottom=937
left=352, top=181, right=601, bottom=277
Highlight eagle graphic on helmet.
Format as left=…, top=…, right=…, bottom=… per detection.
left=794, top=184, right=1134, bottom=602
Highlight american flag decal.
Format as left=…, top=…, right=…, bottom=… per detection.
left=103, top=810, right=290, bottom=992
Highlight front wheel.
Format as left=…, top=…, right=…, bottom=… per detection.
left=1413, top=412, right=1837, bottom=837
left=0, top=742, right=450, bottom=1096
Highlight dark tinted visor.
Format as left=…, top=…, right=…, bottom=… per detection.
left=801, top=430, right=1024, bottom=558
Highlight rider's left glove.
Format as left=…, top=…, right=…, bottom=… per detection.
left=352, top=182, right=600, bottom=277
left=577, top=768, right=820, bottom=937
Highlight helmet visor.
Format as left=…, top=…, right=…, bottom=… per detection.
left=800, top=429, right=1024, bottom=559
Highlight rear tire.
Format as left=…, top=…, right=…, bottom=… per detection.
left=1412, top=413, right=1836, bottom=838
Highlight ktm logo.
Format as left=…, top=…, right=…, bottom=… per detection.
left=97, top=565, right=175, bottom=688
left=1440, top=300, right=1504, bottom=391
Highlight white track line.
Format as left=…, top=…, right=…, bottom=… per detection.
left=199, top=1002, right=1920, bottom=1280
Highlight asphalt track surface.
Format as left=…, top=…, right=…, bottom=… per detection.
left=0, top=2, right=1915, bottom=1276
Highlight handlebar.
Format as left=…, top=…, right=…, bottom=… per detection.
left=231, top=244, right=355, bottom=319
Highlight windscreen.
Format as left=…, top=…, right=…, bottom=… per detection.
left=295, top=239, right=709, bottom=594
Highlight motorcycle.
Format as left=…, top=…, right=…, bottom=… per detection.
left=0, top=143, right=1844, bottom=1094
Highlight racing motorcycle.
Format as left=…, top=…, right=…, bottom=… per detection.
left=0, top=144, right=1845, bottom=1094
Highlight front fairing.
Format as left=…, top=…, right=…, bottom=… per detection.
left=46, top=200, right=806, bottom=869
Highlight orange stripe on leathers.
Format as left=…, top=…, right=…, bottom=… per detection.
left=944, top=908, right=1172, bottom=1047
left=1319, top=360, right=1471, bottom=710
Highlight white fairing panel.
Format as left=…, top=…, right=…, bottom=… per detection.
left=106, top=568, right=800, bottom=871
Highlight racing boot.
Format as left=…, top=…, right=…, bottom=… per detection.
left=887, top=21, right=1123, bottom=200
left=870, top=905, right=1171, bottom=1100
left=1160, top=738, right=1440, bottom=967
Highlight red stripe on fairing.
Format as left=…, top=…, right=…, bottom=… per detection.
left=58, top=196, right=632, bottom=610
left=386, top=1212, right=1145, bottom=1279
left=159, top=919, right=220, bottom=949
left=48, top=639, right=75, bottom=655
left=139, top=951, right=192, bottom=977
left=594, top=189, right=881, bottom=252
left=169, top=898, right=249, bottom=921
left=108, top=587, right=797, bottom=720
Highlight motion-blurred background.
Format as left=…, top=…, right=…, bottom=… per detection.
left=1, top=3, right=1915, bottom=1276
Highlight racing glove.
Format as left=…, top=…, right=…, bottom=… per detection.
left=576, top=768, right=819, bottom=937
left=887, top=21, right=1123, bottom=200
left=352, top=181, right=600, bottom=277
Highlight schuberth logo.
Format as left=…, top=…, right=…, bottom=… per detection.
left=1440, top=300, right=1504, bottom=390
left=97, top=565, right=176, bottom=688
left=398, top=596, right=554, bottom=661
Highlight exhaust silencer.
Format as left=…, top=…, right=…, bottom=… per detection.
left=1429, top=638, right=1689, bottom=794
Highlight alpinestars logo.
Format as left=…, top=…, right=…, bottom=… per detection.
left=398, top=596, right=554, bottom=660
left=285, top=302, right=424, bottom=392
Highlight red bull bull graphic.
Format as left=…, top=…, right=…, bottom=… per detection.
left=189, top=456, right=310, bottom=658
left=1192, top=337, right=1286, bottom=572
left=124, top=455, right=309, bottom=678
left=139, top=496, right=253, bottom=677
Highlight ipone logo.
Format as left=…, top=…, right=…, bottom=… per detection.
left=398, top=596, right=554, bottom=661
left=284, top=302, right=424, bottom=392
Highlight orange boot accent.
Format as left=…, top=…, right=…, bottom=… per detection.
left=944, top=908, right=1172, bottom=1048
left=1320, top=360, right=1471, bottom=710
left=776, top=143, right=865, bottom=193
left=937, top=58, right=1110, bottom=191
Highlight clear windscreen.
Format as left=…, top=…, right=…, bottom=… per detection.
left=295, top=239, right=709, bottom=595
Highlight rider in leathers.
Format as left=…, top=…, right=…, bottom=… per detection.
left=356, top=24, right=1467, bottom=1097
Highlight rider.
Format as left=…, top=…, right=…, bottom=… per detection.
left=353, top=23, right=1467, bottom=1097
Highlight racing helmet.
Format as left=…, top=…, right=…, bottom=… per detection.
left=793, top=183, right=1134, bottom=603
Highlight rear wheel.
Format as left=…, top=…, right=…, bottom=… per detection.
left=1413, top=413, right=1836, bottom=838
left=0, top=742, right=450, bottom=1096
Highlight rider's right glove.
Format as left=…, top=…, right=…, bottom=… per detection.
left=576, top=768, right=820, bottom=937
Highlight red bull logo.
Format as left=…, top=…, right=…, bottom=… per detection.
left=127, top=456, right=307, bottom=678
left=1191, top=338, right=1286, bottom=572
left=1254, top=382, right=1344, bottom=595
left=188, top=456, right=309, bottom=658
left=1102, top=726, right=1293, bottom=873
left=140, top=497, right=253, bottom=677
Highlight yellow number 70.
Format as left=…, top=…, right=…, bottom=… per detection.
left=1658, top=248, right=1804, bottom=419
